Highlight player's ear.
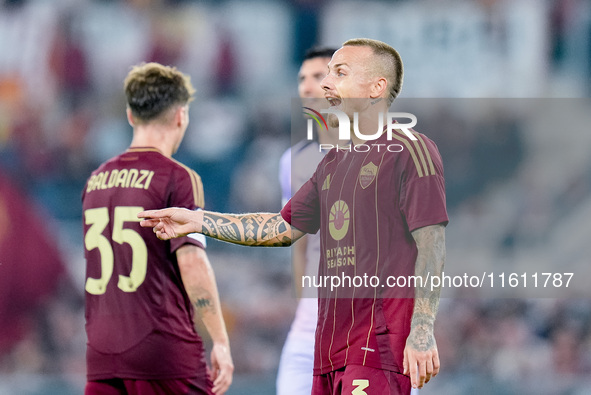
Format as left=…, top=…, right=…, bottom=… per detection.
left=174, top=106, right=186, bottom=127
left=126, top=108, right=135, bottom=127
left=370, top=77, right=388, bottom=100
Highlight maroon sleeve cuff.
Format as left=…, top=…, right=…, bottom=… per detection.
left=280, top=200, right=292, bottom=224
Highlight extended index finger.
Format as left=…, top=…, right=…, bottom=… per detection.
left=137, top=209, right=163, bottom=219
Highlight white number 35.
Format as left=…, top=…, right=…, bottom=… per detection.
left=84, top=206, right=148, bottom=295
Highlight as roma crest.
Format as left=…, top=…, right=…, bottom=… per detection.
left=359, top=162, right=378, bottom=189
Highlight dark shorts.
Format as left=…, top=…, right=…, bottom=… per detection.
left=85, top=377, right=213, bottom=395
left=312, top=365, right=411, bottom=395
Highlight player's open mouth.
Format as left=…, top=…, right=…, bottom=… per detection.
left=327, top=97, right=342, bottom=107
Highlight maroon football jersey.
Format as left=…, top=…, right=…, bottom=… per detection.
left=281, top=130, right=448, bottom=375
left=82, top=147, right=208, bottom=380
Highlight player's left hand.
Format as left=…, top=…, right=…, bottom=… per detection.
left=402, top=327, right=440, bottom=389
left=210, top=342, right=234, bottom=394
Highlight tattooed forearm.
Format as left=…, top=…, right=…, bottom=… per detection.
left=194, top=297, right=216, bottom=316
left=202, top=214, right=240, bottom=241
left=185, top=286, right=217, bottom=318
left=201, top=212, right=292, bottom=247
left=409, top=224, right=446, bottom=345
left=195, top=298, right=211, bottom=308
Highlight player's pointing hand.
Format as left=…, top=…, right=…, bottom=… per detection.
left=138, top=208, right=202, bottom=240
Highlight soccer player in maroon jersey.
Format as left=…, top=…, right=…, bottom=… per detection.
left=139, top=38, right=447, bottom=394
left=82, top=63, right=233, bottom=395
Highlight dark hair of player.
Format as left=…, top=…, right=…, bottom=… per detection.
left=303, top=46, right=337, bottom=61
left=343, top=38, right=403, bottom=104
left=124, top=62, right=196, bottom=123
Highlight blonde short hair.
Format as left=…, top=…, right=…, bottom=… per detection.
left=343, top=38, right=403, bottom=105
left=124, top=62, right=195, bottom=122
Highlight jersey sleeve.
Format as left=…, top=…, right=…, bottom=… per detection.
left=169, top=165, right=208, bottom=252
left=280, top=168, right=321, bottom=235
left=399, top=134, right=449, bottom=232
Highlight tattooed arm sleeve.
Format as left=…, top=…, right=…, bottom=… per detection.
left=201, top=212, right=304, bottom=247
left=408, top=224, right=446, bottom=349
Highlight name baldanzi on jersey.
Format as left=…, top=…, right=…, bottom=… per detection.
left=86, top=168, right=155, bottom=193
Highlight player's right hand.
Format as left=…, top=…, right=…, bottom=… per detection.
left=138, top=208, right=201, bottom=240
left=402, top=329, right=440, bottom=389
left=210, top=342, right=234, bottom=394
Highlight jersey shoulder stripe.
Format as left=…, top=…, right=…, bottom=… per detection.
left=389, top=129, right=425, bottom=177
left=171, top=158, right=205, bottom=208
left=391, top=129, right=436, bottom=177
left=412, top=132, right=436, bottom=176
left=409, top=132, right=431, bottom=177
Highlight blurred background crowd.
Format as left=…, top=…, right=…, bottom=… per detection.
left=1, top=0, right=591, bottom=394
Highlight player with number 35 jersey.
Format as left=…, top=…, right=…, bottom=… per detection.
left=82, top=63, right=233, bottom=395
